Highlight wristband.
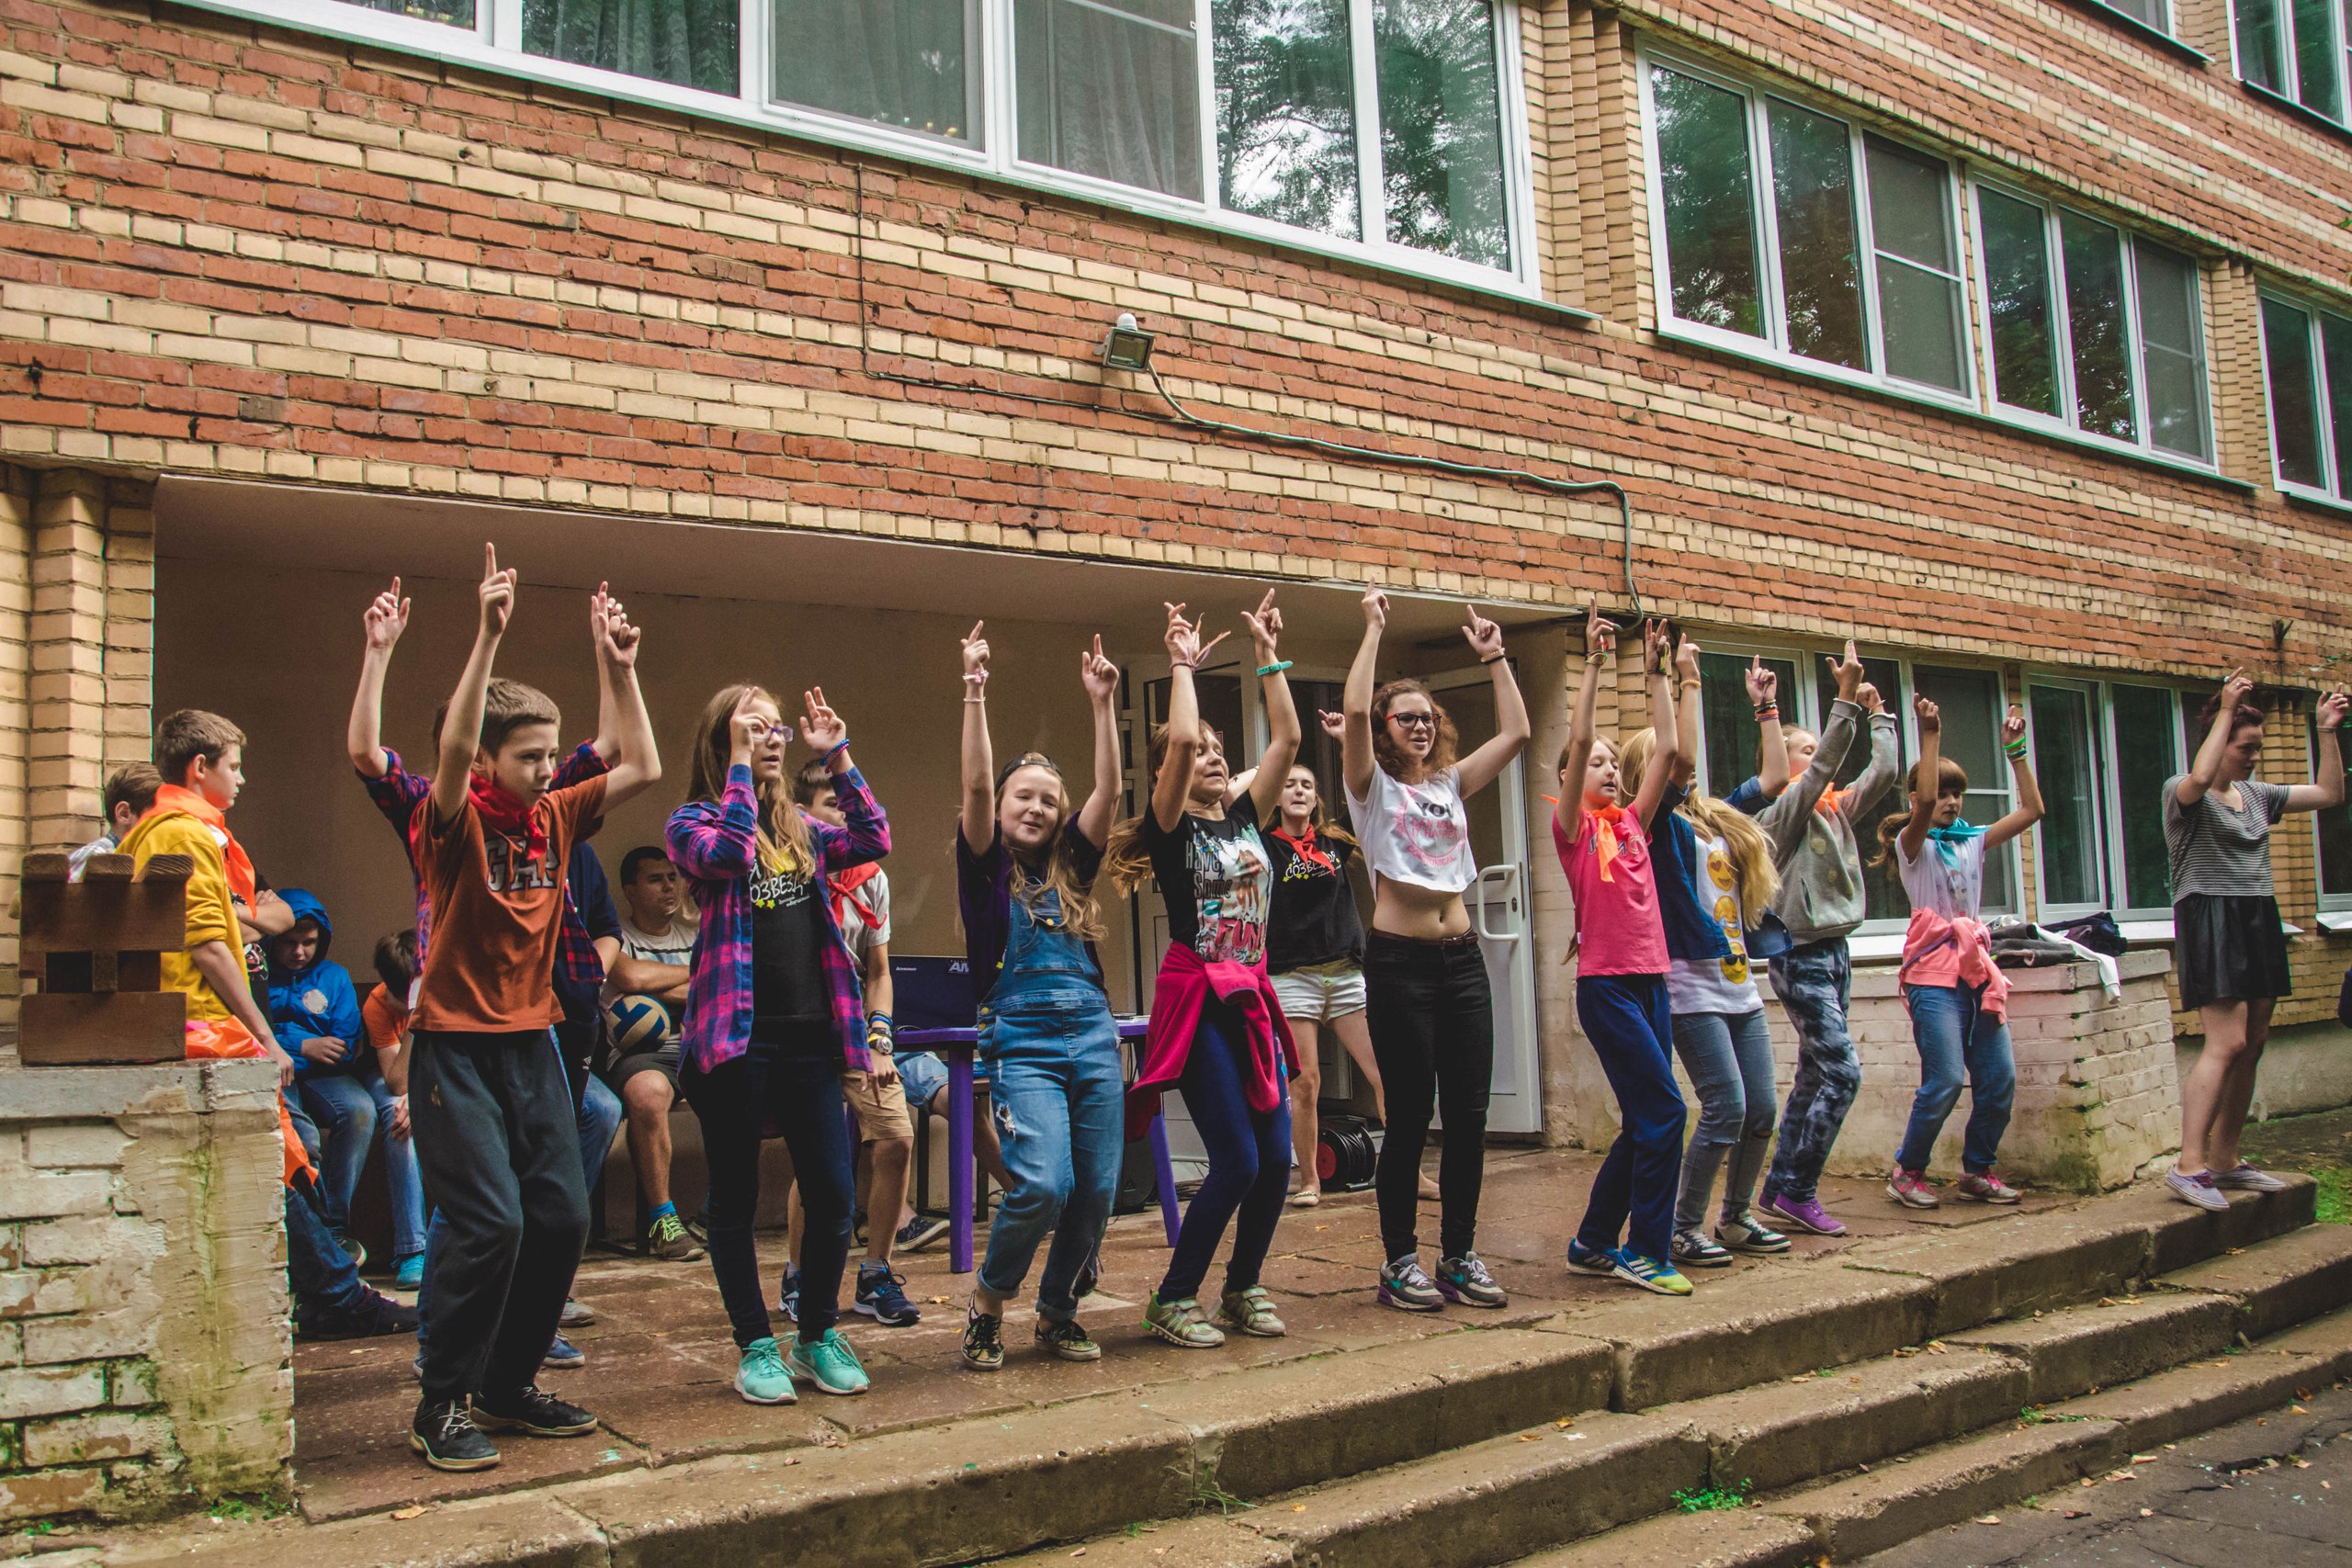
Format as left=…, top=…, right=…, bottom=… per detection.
left=1585, top=651, right=1608, bottom=666
left=963, top=671, right=988, bottom=685
left=2004, top=739, right=2030, bottom=761
left=1257, top=660, right=1293, bottom=677
left=865, top=1011, right=894, bottom=1054
left=1481, top=652, right=1507, bottom=665
left=821, top=739, right=852, bottom=765
left=1753, top=705, right=1780, bottom=721
left=1678, top=678, right=1702, bottom=693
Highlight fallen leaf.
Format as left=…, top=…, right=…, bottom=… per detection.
left=1973, top=1515, right=2001, bottom=1526
left=2080, top=1478, right=2097, bottom=1488
left=390, top=1506, right=427, bottom=1520
left=2226, top=1247, right=2246, bottom=1255
left=1293, top=1505, right=1306, bottom=1513
left=1069, top=1550, right=1086, bottom=1558
left=1566, top=1433, right=1587, bottom=1441
left=1519, top=1433, right=1539, bottom=1442
left=2132, top=1453, right=2157, bottom=1463
left=2139, top=1508, right=2154, bottom=1517
left=2293, top=1404, right=2311, bottom=1415
left=2109, top=1471, right=2137, bottom=1482
left=1555, top=1417, right=1576, bottom=1428
left=2064, top=1509, right=2088, bottom=1519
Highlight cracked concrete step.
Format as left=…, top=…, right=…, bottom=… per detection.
left=1940, top=1290, right=2241, bottom=1404
left=2156, top=1221, right=2352, bottom=1338
left=1507, top=1508, right=1819, bottom=1568
left=2050, top=1303, right=2352, bottom=1447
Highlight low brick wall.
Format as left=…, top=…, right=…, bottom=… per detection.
left=0, top=1060, right=291, bottom=1522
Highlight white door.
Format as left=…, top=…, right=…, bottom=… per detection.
left=1425, top=665, right=1543, bottom=1135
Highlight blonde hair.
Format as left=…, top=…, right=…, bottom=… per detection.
left=688, top=684, right=811, bottom=877
left=1612, top=728, right=1778, bottom=917
left=994, top=753, right=1103, bottom=942
left=1104, top=720, right=1221, bottom=895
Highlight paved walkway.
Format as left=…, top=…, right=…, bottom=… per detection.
left=290, top=1145, right=2076, bottom=1521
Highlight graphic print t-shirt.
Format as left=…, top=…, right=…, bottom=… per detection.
left=749, top=853, right=831, bottom=1027
left=413, top=776, right=608, bottom=1032
left=1264, top=829, right=1365, bottom=974
left=1665, top=831, right=1761, bottom=1013
left=1143, top=793, right=1272, bottom=966
left=1345, top=766, right=1477, bottom=894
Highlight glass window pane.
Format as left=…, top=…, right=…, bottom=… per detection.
left=337, top=0, right=474, bottom=21
left=2297, top=0, right=2344, bottom=115
left=1374, top=0, right=1510, bottom=267
left=523, top=0, right=740, bottom=93
left=2060, top=212, right=2138, bottom=443
left=2323, top=314, right=2352, bottom=500
left=1698, top=651, right=1800, bottom=799
left=1214, top=0, right=1360, bottom=237
left=2111, top=684, right=2177, bottom=912
left=1650, top=66, right=1763, bottom=338
left=1866, top=139, right=1965, bottom=391
left=2312, top=715, right=2352, bottom=897
left=2239, top=0, right=2287, bottom=89
left=2134, top=243, right=2211, bottom=460
left=2030, top=685, right=2104, bottom=909
left=2263, top=297, right=2328, bottom=490
left=1768, top=100, right=1866, bottom=370
left=1813, top=656, right=1907, bottom=788
left=773, top=0, right=973, bottom=141
left=1978, top=188, right=2060, bottom=418
left=1915, top=664, right=2014, bottom=914
left=1811, top=655, right=1908, bottom=921
left=1015, top=0, right=1204, bottom=200
left=2108, top=0, right=2165, bottom=23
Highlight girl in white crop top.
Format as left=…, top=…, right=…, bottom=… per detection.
left=1338, top=586, right=1530, bottom=1316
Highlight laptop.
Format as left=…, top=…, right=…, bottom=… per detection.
left=890, top=955, right=979, bottom=1032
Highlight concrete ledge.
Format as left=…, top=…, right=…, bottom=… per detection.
left=2138, top=1177, right=2317, bottom=1274
left=1512, top=1508, right=1818, bottom=1568
left=2052, top=1306, right=2352, bottom=1447
left=0, top=1059, right=277, bottom=1122
left=100, top=1493, right=606, bottom=1568
left=987, top=1516, right=1289, bottom=1568
left=1841, top=1211, right=2154, bottom=1336
left=2158, top=1223, right=2352, bottom=1338
left=1942, top=1292, right=2240, bottom=1404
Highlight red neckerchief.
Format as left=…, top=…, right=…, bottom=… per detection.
left=1590, top=803, right=1627, bottom=883
left=830, top=861, right=886, bottom=931
left=467, top=773, right=547, bottom=863
left=1272, top=824, right=1336, bottom=873
left=145, top=784, right=256, bottom=907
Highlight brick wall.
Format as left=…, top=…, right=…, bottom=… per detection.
left=0, top=1060, right=291, bottom=1522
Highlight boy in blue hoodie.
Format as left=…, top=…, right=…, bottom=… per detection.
left=273, top=889, right=428, bottom=1285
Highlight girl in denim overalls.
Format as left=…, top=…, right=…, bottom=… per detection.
left=952, top=624, right=1127, bottom=1371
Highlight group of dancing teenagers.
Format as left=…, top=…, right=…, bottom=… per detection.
left=362, top=547, right=2343, bottom=1469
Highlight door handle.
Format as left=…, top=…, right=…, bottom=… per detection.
left=1473, top=864, right=1522, bottom=942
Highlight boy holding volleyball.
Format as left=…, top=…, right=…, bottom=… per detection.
left=604, top=845, right=699, bottom=1259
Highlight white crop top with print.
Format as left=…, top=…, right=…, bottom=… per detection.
left=1345, top=765, right=1478, bottom=895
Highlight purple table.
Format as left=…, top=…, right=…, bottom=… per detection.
left=897, top=1019, right=1178, bottom=1275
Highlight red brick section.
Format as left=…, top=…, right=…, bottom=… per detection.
left=0, top=0, right=2344, bottom=683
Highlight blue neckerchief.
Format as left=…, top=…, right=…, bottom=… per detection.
left=1928, top=820, right=1984, bottom=870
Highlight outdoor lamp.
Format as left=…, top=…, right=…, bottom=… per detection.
left=1100, top=312, right=1155, bottom=372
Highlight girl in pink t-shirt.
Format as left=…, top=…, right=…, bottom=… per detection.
left=1555, top=609, right=1690, bottom=1297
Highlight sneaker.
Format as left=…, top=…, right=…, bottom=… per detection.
left=337, top=1234, right=368, bottom=1270
left=1376, top=1254, right=1444, bottom=1312
left=392, top=1253, right=425, bottom=1292
left=777, top=1267, right=800, bottom=1325
left=684, top=1212, right=709, bottom=1246
left=1611, top=1250, right=1694, bottom=1297
left=1142, top=1291, right=1227, bottom=1348
left=1034, top=1316, right=1103, bottom=1361
left=1670, top=1228, right=1734, bottom=1269
left=2167, top=1166, right=2229, bottom=1212
left=962, top=1304, right=1005, bottom=1372
left=1566, top=1238, right=1619, bottom=1276
left=1757, top=1191, right=1845, bottom=1236
left=1887, top=1168, right=1940, bottom=1210
left=1217, top=1284, right=1287, bottom=1337
left=1434, top=1253, right=1508, bottom=1307
left=855, top=1263, right=921, bottom=1327
left=298, top=1288, right=419, bottom=1342
left=644, top=1212, right=705, bottom=1261
left=1714, top=1214, right=1792, bottom=1255
left=786, top=1328, right=870, bottom=1395
left=735, top=1337, right=797, bottom=1404
left=2213, top=1163, right=2290, bottom=1192
left=472, top=1384, right=597, bottom=1437
left=542, top=1334, right=585, bottom=1371
left=1953, top=1171, right=2022, bottom=1204
left=560, top=1298, right=596, bottom=1328
left=410, top=1398, right=498, bottom=1472
left=895, top=1213, right=950, bottom=1253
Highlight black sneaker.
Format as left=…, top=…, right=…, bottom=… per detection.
left=471, top=1384, right=597, bottom=1438
left=894, top=1213, right=950, bottom=1253
left=962, top=1304, right=1005, bottom=1372
left=299, top=1289, right=420, bottom=1342
left=411, top=1399, right=499, bottom=1472
left=855, top=1263, right=921, bottom=1327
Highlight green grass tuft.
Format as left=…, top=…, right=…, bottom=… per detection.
left=1673, top=1478, right=1755, bottom=1513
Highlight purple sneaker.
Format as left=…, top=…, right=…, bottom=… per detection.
left=1757, top=1191, right=1845, bottom=1236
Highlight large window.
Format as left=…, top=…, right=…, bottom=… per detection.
left=2259, top=292, right=2352, bottom=504
left=1973, top=184, right=2212, bottom=462
left=2313, top=715, right=2352, bottom=908
left=2026, top=679, right=2187, bottom=919
left=2233, top=0, right=2346, bottom=120
left=284, top=0, right=1530, bottom=285
left=1645, top=58, right=1970, bottom=399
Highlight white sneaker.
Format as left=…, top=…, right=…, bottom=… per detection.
left=2166, top=1167, right=2229, bottom=1212
left=2211, top=1163, right=2290, bottom=1192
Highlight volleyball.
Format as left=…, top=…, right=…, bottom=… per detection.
left=604, top=993, right=674, bottom=1053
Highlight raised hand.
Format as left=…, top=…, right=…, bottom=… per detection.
left=2219, top=668, right=2255, bottom=713
left=1827, top=639, right=1864, bottom=702
left=478, top=542, right=515, bottom=637
left=363, top=577, right=410, bottom=652
left=1080, top=634, right=1118, bottom=702
left=729, top=687, right=766, bottom=766
left=1857, top=682, right=1883, bottom=716
left=1999, top=704, right=2025, bottom=750
left=1744, top=655, right=1777, bottom=707
left=1915, top=694, right=1941, bottom=734
left=594, top=582, right=641, bottom=671
left=1463, top=605, right=1506, bottom=662
left=962, top=621, right=990, bottom=682
left=802, top=687, right=847, bottom=751
left=1361, top=585, right=1388, bottom=631
left=1319, top=708, right=1346, bottom=740
left=1241, top=588, right=1283, bottom=659
left=1584, top=599, right=1616, bottom=660
left=1164, top=602, right=1231, bottom=670
left=2322, top=685, right=2349, bottom=732
left=1641, top=617, right=1671, bottom=675
left=1675, top=634, right=1702, bottom=682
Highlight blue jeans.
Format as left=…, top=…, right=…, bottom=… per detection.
left=1670, top=1008, right=1778, bottom=1232
left=978, top=988, right=1125, bottom=1323
left=1896, top=982, right=2016, bottom=1175
left=1574, top=974, right=1685, bottom=1264
left=298, top=1069, right=427, bottom=1261
left=286, top=1179, right=372, bottom=1325
left=1159, top=1001, right=1291, bottom=1301
left=1763, top=939, right=1860, bottom=1204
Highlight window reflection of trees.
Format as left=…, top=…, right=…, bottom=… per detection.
left=1215, top=0, right=1361, bottom=239
left=1653, top=67, right=1762, bottom=337
left=1376, top=0, right=1510, bottom=268
left=1770, top=101, right=1864, bottom=370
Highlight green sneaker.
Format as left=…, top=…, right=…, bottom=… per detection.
left=1142, top=1291, right=1226, bottom=1348
left=735, top=1337, right=796, bottom=1404
left=786, top=1328, right=871, bottom=1395
left=1216, top=1285, right=1286, bottom=1337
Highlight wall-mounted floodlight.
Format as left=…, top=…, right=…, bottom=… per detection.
left=1100, top=311, right=1156, bottom=372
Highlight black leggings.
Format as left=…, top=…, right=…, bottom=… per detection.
left=1363, top=931, right=1493, bottom=1262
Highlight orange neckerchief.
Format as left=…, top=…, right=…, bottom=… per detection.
left=1814, top=785, right=1848, bottom=819
left=1272, top=825, right=1337, bottom=873
left=1590, top=803, right=1627, bottom=883
left=145, top=784, right=256, bottom=908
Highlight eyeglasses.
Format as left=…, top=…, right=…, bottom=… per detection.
left=743, top=719, right=797, bottom=744
left=1387, top=712, right=1438, bottom=731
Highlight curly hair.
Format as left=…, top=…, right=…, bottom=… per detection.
left=1370, top=679, right=1460, bottom=782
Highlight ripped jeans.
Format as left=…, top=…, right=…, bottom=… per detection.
left=974, top=988, right=1125, bottom=1324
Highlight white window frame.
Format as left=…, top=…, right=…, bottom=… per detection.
left=1637, top=47, right=1976, bottom=411
left=2022, top=676, right=2187, bottom=923
left=2310, top=714, right=2352, bottom=912
left=176, top=0, right=1541, bottom=296
left=2099, top=681, right=2188, bottom=923
left=2229, top=0, right=2351, bottom=120
left=2256, top=287, right=2352, bottom=507
left=1966, top=177, right=2216, bottom=470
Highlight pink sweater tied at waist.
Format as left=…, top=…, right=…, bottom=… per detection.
left=1898, top=909, right=2011, bottom=1021
left=1126, top=942, right=1299, bottom=1142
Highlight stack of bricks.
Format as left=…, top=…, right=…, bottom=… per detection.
left=1782, top=950, right=2182, bottom=1192
left=0, top=1060, right=291, bottom=1523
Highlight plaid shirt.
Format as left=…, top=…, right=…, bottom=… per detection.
left=666, top=762, right=888, bottom=1076
left=361, top=742, right=611, bottom=989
